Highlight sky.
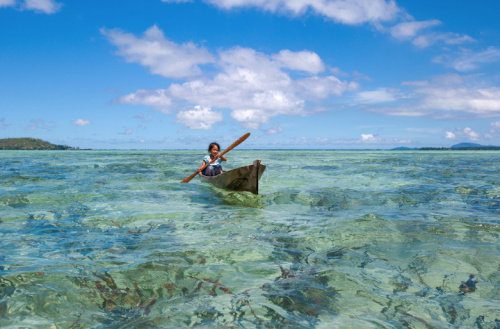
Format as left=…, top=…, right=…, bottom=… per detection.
left=1, top=0, right=500, bottom=149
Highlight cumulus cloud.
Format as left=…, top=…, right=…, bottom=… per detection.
left=361, top=133, right=376, bottom=142
left=176, top=106, right=223, bottom=129
left=357, top=133, right=410, bottom=144
left=463, top=127, right=480, bottom=141
left=203, top=0, right=400, bottom=25
left=297, top=76, right=358, bottom=100
left=101, top=25, right=215, bottom=79
left=72, top=118, right=92, bottom=126
left=446, top=127, right=481, bottom=142
left=272, top=50, right=325, bottom=74
left=117, top=89, right=174, bottom=113
left=445, top=131, right=456, bottom=140
left=109, top=26, right=356, bottom=129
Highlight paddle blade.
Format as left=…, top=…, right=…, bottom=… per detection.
left=180, top=132, right=250, bottom=183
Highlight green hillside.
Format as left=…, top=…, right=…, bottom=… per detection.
left=0, top=138, right=74, bottom=150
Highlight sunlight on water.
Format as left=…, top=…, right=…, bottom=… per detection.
left=1, top=150, right=499, bottom=328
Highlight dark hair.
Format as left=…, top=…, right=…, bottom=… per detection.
left=208, top=142, right=221, bottom=152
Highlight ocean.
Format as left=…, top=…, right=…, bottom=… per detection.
left=1, top=150, right=499, bottom=328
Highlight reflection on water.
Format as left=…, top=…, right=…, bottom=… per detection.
left=0, top=150, right=499, bottom=328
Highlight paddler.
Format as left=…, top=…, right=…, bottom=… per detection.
left=196, top=142, right=227, bottom=176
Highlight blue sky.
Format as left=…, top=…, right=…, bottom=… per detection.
left=1, top=0, right=500, bottom=149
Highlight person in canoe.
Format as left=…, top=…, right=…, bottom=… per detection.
left=196, top=142, right=227, bottom=176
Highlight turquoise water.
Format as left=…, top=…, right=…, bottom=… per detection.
left=1, top=150, right=499, bottom=328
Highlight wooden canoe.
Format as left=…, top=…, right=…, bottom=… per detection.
left=199, top=159, right=266, bottom=195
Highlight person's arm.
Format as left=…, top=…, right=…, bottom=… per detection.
left=219, top=155, right=227, bottom=162
left=196, top=161, right=206, bottom=173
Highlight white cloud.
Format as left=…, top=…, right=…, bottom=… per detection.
left=315, top=137, right=329, bottom=143
left=437, top=47, right=500, bottom=72
left=358, top=133, right=410, bottom=144
left=463, top=127, right=480, bottom=141
left=366, top=74, right=500, bottom=118
left=110, top=26, right=355, bottom=130
left=204, top=0, right=400, bottom=25
left=384, top=17, right=473, bottom=48
left=161, top=0, right=471, bottom=51
left=412, top=32, right=474, bottom=48
left=71, top=119, right=92, bottom=126
left=23, top=0, right=61, bottom=13
left=272, top=50, right=325, bottom=74
left=0, top=0, right=16, bottom=7
left=101, top=25, right=215, bottom=79
left=418, top=86, right=500, bottom=116
left=176, top=106, right=223, bottom=129
left=390, top=19, right=440, bottom=39
left=264, top=126, right=283, bottom=135
left=361, top=133, right=376, bottom=142
left=445, top=131, right=456, bottom=140
left=297, top=76, right=358, bottom=100
left=446, top=127, right=481, bottom=142
left=117, top=89, right=174, bottom=113
left=230, top=109, right=271, bottom=129
left=357, top=88, right=396, bottom=103
left=0, top=0, right=61, bottom=13
left=491, top=121, right=500, bottom=133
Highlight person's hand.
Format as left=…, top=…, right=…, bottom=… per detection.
left=196, top=168, right=202, bottom=173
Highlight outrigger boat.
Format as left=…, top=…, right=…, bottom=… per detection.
left=199, top=159, right=266, bottom=195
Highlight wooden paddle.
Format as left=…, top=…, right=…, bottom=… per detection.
left=181, top=132, right=251, bottom=183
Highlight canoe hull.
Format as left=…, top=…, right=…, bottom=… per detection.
left=199, top=159, right=266, bottom=195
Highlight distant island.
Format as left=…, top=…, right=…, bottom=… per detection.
left=393, top=143, right=500, bottom=151
left=0, top=138, right=76, bottom=150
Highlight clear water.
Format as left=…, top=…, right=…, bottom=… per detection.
left=1, top=150, right=499, bottom=328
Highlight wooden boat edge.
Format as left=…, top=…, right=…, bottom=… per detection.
left=198, top=159, right=266, bottom=194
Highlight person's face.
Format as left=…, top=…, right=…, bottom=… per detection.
left=210, top=145, right=219, bottom=157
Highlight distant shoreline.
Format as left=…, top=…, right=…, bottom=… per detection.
left=0, top=138, right=78, bottom=150
left=2, top=148, right=500, bottom=152
left=1, top=137, right=499, bottom=151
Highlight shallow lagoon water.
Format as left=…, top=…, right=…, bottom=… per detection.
left=1, top=150, right=499, bottom=328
